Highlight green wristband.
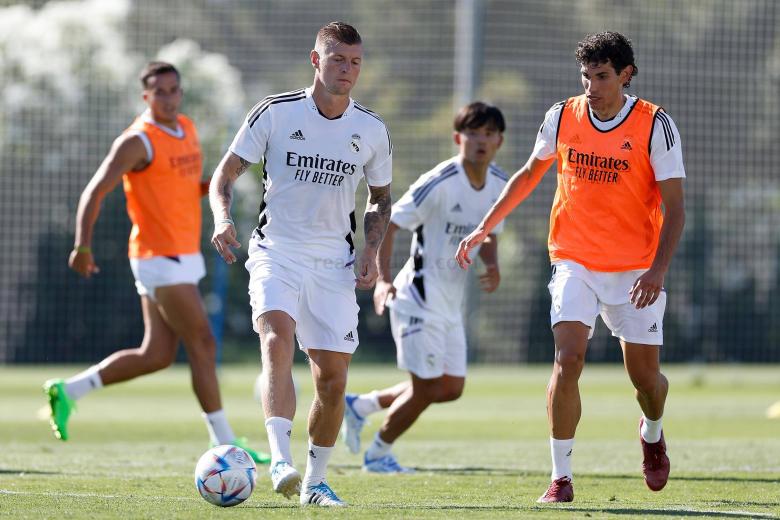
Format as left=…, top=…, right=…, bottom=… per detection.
left=75, top=246, right=92, bottom=254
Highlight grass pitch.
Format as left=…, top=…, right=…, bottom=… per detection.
left=1, top=364, right=778, bottom=519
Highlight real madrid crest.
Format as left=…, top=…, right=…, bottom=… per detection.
left=349, top=133, right=361, bottom=154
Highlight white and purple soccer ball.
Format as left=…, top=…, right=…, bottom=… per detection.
left=195, top=445, right=257, bottom=507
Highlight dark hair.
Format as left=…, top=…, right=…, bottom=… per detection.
left=315, top=21, right=362, bottom=48
left=575, top=31, right=638, bottom=87
left=139, top=61, right=180, bottom=88
left=453, top=102, right=506, bottom=133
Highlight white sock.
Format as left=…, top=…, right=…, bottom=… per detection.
left=641, top=415, right=663, bottom=443
left=202, top=409, right=236, bottom=445
left=365, top=432, right=392, bottom=461
left=352, top=391, right=382, bottom=418
left=550, top=437, right=574, bottom=481
left=64, top=365, right=103, bottom=400
left=303, top=442, right=333, bottom=488
left=265, top=417, right=294, bottom=465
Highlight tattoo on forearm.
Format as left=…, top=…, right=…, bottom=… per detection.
left=364, top=185, right=392, bottom=251
left=235, top=156, right=250, bottom=177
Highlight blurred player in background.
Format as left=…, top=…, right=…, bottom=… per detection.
left=44, top=61, right=267, bottom=464
left=456, top=32, right=686, bottom=502
left=341, top=102, right=508, bottom=473
left=209, top=22, right=392, bottom=507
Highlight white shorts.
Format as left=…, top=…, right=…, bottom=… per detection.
left=548, top=260, right=666, bottom=345
left=389, top=307, right=467, bottom=379
left=129, top=253, right=205, bottom=300
left=245, top=244, right=359, bottom=354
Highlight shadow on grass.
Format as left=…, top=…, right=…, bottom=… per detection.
left=0, top=469, right=60, bottom=475
left=332, top=464, right=780, bottom=485
left=560, top=507, right=777, bottom=518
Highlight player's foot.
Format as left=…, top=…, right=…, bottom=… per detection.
left=43, top=378, right=75, bottom=441
left=537, top=477, right=574, bottom=503
left=341, top=393, right=365, bottom=454
left=219, top=437, right=271, bottom=465
left=270, top=461, right=301, bottom=499
left=640, top=417, right=670, bottom=491
left=363, top=452, right=415, bottom=474
left=300, top=480, right=347, bottom=507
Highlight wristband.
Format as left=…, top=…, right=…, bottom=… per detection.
left=216, top=218, right=235, bottom=227
left=75, top=246, right=92, bottom=254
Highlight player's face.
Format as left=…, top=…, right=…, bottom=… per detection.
left=142, top=71, right=182, bottom=124
left=454, top=124, right=503, bottom=166
left=314, top=41, right=363, bottom=96
left=580, top=60, right=631, bottom=115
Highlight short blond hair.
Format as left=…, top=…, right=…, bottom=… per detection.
left=315, top=21, right=362, bottom=50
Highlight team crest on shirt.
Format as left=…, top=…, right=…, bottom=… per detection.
left=349, top=133, right=361, bottom=154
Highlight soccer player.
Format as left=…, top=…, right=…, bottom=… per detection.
left=209, top=22, right=392, bottom=507
left=341, top=102, right=508, bottom=472
left=456, top=32, right=686, bottom=502
left=43, top=62, right=267, bottom=465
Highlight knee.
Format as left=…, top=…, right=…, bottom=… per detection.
left=554, top=349, right=585, bottom=378
left=314, top=370, right=347, bottom=404
left=139, top=343, right=176, bottom=372
left=185, top=326, right=217, bottom=362
left=434, top=384, right=463, bottom=403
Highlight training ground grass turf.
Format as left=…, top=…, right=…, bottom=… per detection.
left=0, top=364, right=778, bottom=519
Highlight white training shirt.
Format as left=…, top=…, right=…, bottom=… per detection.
left=230, top=87, right=393, bottom=270
left=390, top=156, right=508, bottom=323
left=532, top=94, right=686, bottom=181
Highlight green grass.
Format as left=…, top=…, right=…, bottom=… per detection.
left=1, top=364, right=779, bottom=519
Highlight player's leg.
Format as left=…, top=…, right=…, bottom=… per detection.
left=256, top=310, right=300, bottom=496
left=363, top=372, right=463, bottom=473
left=301, top=348, right=351, bottom=506
left=43, top=295, right=178, bottom=441
left=539, top=262, right=599, bottom=503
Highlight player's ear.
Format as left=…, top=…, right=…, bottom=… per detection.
left=310, top=49, right=320, bottom=70
left=453, top=131, right=461, bottom=146
left=496, top=134, right=504, bottom=150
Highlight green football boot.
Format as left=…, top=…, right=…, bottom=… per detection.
left=43, top=378, right=75, bottom=441
left=212, top=437, right=271, bottom=465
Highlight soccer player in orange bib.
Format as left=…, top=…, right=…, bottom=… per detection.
left=43, top=62, right=266, bottom=464
left=456, top=32, right=685, bottom=502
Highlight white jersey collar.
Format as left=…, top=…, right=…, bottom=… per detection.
left=304, top=87, right=355, bottom=120
left=141, top=109, right=184, bottom=138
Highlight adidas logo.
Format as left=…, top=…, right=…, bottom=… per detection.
left=309, top=449, right=316, bottom=459
left=289, top=129, right=305, bottom=140
left=621, top=140, right=633, bottom=150
left=343, top=331, right=355, bottom=342
left=648, top=322, right=658, bottom=333
left=451, top=203, right=462, bottom=212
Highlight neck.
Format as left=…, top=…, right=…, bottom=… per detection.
left=460, top=156, right=488, bottom=189
left=311, top=80, right=350, bottom=119
left=591, top=94, right=626, bottom=122
left=149, top=111, right=178, bottom=130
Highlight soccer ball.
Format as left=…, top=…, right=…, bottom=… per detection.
left=194, top=445, right=257, bottom=507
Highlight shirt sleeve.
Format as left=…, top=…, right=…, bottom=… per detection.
left=650, top=111, right=686, bottom=181
left=364, top=123, right=393, bottom=187
left=531, top=102, right=564, bottom=161
left=390, top=175, right=436, bottom=231
left=228, top=103, right=272, bottom=164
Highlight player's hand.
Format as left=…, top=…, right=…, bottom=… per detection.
left=479, top=264, right=500, bottom=293
left=355, top=248, right=379, bottom=290
left=211, top=220, right=241, bottom=264
left=455, top=227, right=489, bottom=269
left=373, top=280, right=397, bottom=315
left=629, top=268, right=665, bottom=309
left=69, top=248, right=100, bottom=278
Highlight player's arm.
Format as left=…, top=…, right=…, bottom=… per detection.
left=456, top=155, right=554, bottom=268
left=69, top=134, right=148, bottom=278
left=209, top=151, right=252, bottom=264
left=373, top=221, right=400, bottom=315
left=629, top=178, right=685, bottom=309
left=477, top=234, right=500, bottom=293
left=356, top=183, right=392, bottom=290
